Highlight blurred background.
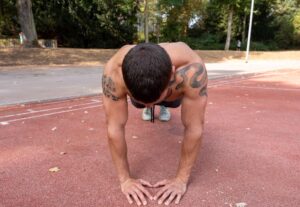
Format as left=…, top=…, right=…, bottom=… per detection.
left=0, top=0, right=300, bottom=50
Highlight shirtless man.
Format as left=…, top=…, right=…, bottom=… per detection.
left=102, top=42, right=208, bottom=206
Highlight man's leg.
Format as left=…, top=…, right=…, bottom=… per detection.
left=129, top=97, right=153, bottom=121
left=159, top=106, right=171, bottom=121
left=158, top=99, right=182, bottom=122
left=142, top=108, right=152, bottom=121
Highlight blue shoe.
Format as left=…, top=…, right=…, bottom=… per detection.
left=142, top=108, right=152, bottom=121
left=159, top=106, right=171, bottom=121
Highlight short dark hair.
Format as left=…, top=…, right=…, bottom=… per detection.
left=122, top=43, right=172, bottom=103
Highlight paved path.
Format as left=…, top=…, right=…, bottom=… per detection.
left=0, top=66, right=102, bottom=106
left=1, top=60, right=300, bottom=106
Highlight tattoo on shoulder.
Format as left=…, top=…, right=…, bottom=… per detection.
left=189, top=63, right=208, bottom=97
left=102, top=75, right=120, bottom=101
left=173, top=63, right=208, bottom=97
left=169, top=65, right=190, bottom=90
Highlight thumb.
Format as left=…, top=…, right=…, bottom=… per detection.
left=153, top=179, right=168, bottom=188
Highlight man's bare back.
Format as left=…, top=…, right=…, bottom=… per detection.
left=102, top=42, right=208, bottom=205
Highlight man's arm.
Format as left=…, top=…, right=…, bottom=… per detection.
left=176, top=66, right=207, bottom=183
left=102, top=73, right=129, bottom=182
left=102, top=73, right=153, bottom=206
left=153, top=62, right=208, bottom=205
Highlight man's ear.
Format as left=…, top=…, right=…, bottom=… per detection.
left=169, top=65, right=176, bottom=81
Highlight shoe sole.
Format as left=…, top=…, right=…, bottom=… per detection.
left=159, top=117, right=171, bottom=122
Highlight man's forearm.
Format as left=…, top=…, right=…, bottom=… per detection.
left=107, top=126, right=131, bottom=183
left=175, top=126, right=203, bottom=183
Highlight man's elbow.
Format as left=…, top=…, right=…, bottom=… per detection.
left=107, top=124, right=125, bottom=140
left=184, top=125, right=204, bottom=140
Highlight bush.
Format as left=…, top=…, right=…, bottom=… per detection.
left=179, top=33, right=225, bottom=50
left=240, top=41, right=279, bottom=51
left=274, top=15, right=294, bottom=49
left=293, top=10, right=300, bottom=45
left=154, top=34, right=282, bottom=51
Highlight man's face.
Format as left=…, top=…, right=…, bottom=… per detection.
left=131, top=88, right=169, bottom=108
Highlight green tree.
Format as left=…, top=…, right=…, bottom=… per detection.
left=216, top=0, right=252, bottom=50
left=158, top=0, right=205, bottom=41
left=203, top=0, right=249, bottom=50
left=32, top=0, right=139, bottom=48
left=272, top=0, right=299, bottom=48
left=293, top=9, right=300, bottom=45
left=0, top=0, right=19, bottom=38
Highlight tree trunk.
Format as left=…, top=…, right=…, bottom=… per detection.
left=144, top=0, right=149, bottom=43
left=156, top=23, right=160, bottom=43
left=182, top=24, right=188, bottom=37
left=225, top=5, right=234, bottom=51
left=242, top=14, right=246, bottom=43
left=16, top=0, right=40, bottom=47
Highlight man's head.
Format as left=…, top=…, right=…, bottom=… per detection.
left=122, top=43, right=172, bottom=104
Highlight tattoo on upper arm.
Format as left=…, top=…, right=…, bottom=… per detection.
left=102, top=75, right=120, bottom=101
left=173, top=63, right=208, bottom=97
left=189, top=63, right=208, bottom=96
left=176, top=67, right=190, bottom=90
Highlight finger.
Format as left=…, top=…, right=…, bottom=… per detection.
left=126, top=194, right=133, bottom=204
left=158, top=190, right=172, bottom=205
left=134, top=188, right=147, bottom=206
left=139, top=179, right=153, bottom=187
left=164, top=192, right=177, bottom=205
left=131, top=191, right=142, bottom=206
left=153, top=179, right=168, bottom=188
left=136, top=184, right=153, bottom=200
left=175, top=194, right=182, bottom=204
left=154, top=187, right=168, bottom=200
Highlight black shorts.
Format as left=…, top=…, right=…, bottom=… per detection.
left=130, top=97, right=182, bottom=109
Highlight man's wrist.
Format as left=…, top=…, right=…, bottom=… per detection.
left=119, top=175, right=131, bottom=184
left=175, top=174, right=189, bottom=184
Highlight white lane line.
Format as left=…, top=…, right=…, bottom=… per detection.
left=208, top=73, right=300, bottom=89
left=209, top=73, right=268, bottom=85
left=1, top=104, right=102, bottom=124
left=209, top=79, right=252, bottom=87
left=0, top=121, right=9, bottom=125
left=209, top=75, right=275, bottom=87
left=209, top=76, right=259, bottom=87
left=0, top=101, right=102, bottom=119
left=228, top=85, right=300, bottom=91
left=209, top=70, right=300, bottom=87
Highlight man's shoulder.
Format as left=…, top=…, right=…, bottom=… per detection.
left=159, top=42, right=202, bottom=66
left=106, top=45, right=135, bottom=68
left=104, top=45, right=138, bottom=97
left=173, top=62, right=207, bottom=98
left=103, top=62, right=127, bottom=99
left=102, top=67, right=127, bottom=101
left=159, top=42, right=189, bottom=51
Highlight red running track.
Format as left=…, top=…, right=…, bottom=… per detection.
left=0, top=69, right=300, bottom=207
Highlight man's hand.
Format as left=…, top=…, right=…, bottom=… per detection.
left=121, top=178, right=153, bottom=206
left=153, top=178, right=187, bottom=205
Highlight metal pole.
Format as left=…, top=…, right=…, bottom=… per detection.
left=144, top=0, right=149, bottom=43
left=246, top=0, right=255, bottom=63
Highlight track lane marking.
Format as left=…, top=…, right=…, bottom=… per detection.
left=227, top=85, right=300, bottom=91
left=0, top=101, right=102, bottom=119
left=0, top=104, right=102, bottom=124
